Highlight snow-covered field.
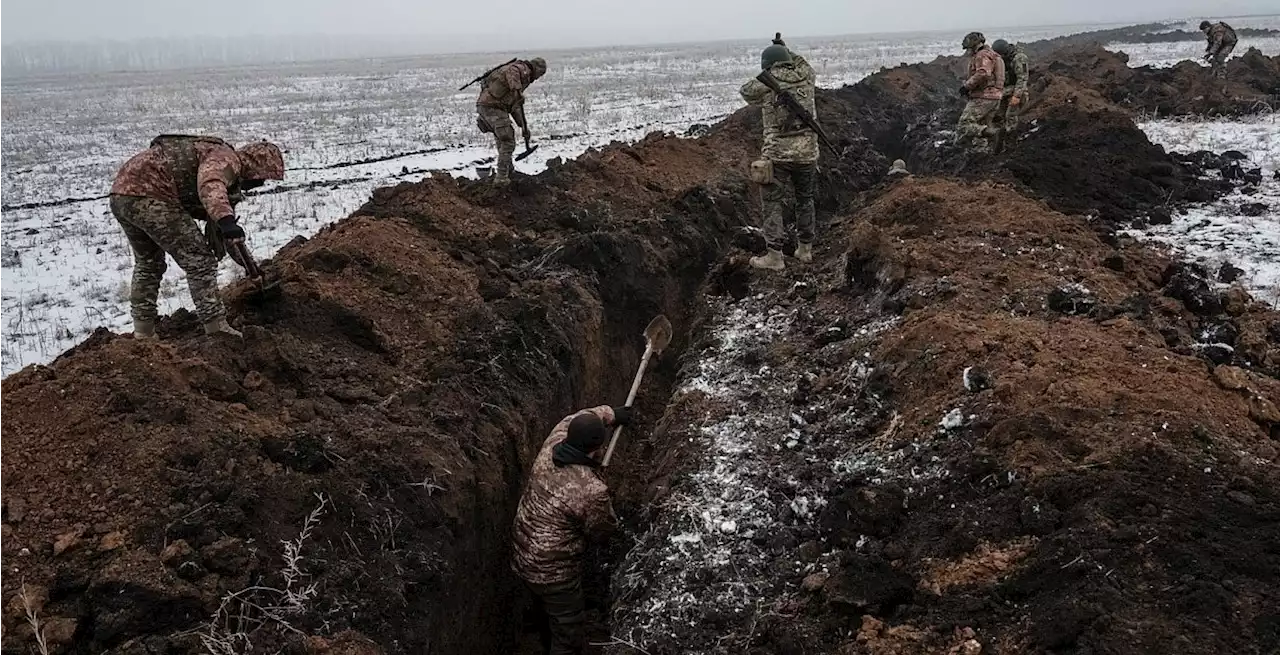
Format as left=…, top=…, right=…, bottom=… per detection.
left=2, top=17, right=1278, bottom=375
left=1112, top=16, right=1280, bottom=67
left=1132, top=113, right=1280, bottom=305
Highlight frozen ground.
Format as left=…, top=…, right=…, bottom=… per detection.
left=1111, top=16, right=1280, bottom=67
left=2, top=18, right=1278, bottom=375
left=1132, top=113, right=1280, bottom=305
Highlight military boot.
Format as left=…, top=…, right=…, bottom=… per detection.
left=133, top=319, right=157, bottom=339
left=750, top=249, right=785, bottom=271
left=203, top=317, right=244, bottom=338
left=795, top=242, right=813, bottom=263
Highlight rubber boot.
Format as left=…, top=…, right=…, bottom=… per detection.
left=750, top=249, right=785, bottom=271
left=203, top=317, right=243, bottom=339
left=133, top=319, right=157, bottom=340
left=795, top=242, right=813, bottom=263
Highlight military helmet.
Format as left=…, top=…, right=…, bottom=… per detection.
left=1199, top=20, right=1212, bottom=31
left=236, top=141, right=285, bottom=181
left=992, top=39, right=1012, bottom=55
left=962, top=31, right=985, bottom=51
left=528, top=57, right=547, bottom=79
left=761, top=44, right=792, bottom=71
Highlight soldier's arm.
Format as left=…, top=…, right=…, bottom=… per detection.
left=196, top=148, right=241, bottom=220
left=791, top=54, right=816, bottom=82
left=740, top=79, right=770, bottom=106
left=964, top=56, right=993, bottom=90
left=1014, top=55, right=1029, bottom=95
left=579, top=485, right=618, bottom=540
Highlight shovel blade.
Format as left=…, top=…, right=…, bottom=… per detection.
left=644, top=315, right=673, bottom=353
left=515, top=145, right=539, bottom=162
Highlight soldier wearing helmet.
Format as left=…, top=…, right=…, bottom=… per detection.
left=109, top=135, right=285, bottom=339
left=955, top=32, right=1005, bottom=153
left=1200, top=20, right=1238, bottom=79
left=476, top=57, right=548, bottom=184
left=992, top=39, right=1029, bottom=133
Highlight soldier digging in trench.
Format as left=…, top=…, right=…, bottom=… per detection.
left=992, top=39, right=1029, bottom=135
left=475, top=57, right=548, bottom=185
left=1200, top=20, right=1238, bottom=79
left=512, top=404, right=632, bottom=655
left=109, top=135, right=285, bottom=339
left=956, top=31, right=1006, bottom=154
left=739, top=33, right=820, bottom=272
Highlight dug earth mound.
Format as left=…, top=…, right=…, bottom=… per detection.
left=3, top=29, right=1280, bottom=655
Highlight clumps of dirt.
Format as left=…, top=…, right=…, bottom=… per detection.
left=0, top=126, right=762, bottom=654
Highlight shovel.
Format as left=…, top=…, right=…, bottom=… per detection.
left=228, top=240, right=281, bottom=298
left=515, top=121, right=538, bottom=162
left=601, top=315, right=674, bottom=467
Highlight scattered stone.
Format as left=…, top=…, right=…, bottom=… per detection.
left=160, top=539, right=195, bottom=566
left=1217, top=262, right=1244, bottom=284
left=1200, top=343, right=1235, bottom=366
left=99, top=531, right=127, bottom=551
left=5, top=497, right=26, bottom=523
left=1222, top=286, right=1251, bottom=316
left=940, top=408, right=965, bottom=430
left=1249, top=396, right=1280, bottom=425
left=963, top=367, right=992, bottom=393
left=798, top=540, right=824, bottom=562
left=802, top=572, right=830, bottom=592
left=242, top=371, right=266, bottom=390
left=1162, top=263, right=1222, bottom=316
left=53, top=527, right=85, bottom=556
left=201, top=537, right=250, bottom=575
left=1047, top=284, right=1097, bottom=315
left=1212, top=365, right=1250, bottom=391
left=719, top=520, right=738, bottom=535
left=1226, top=490, right=1256, bottom=506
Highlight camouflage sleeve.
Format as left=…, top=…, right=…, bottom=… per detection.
left=740, top=78, right=771, bottom=106
left=506, top=66, right=527, bottom=104
left=578, top=483, right=618, bottom=540
left=196, top=146, right=242, bottom=220
left=1013, top=53, right=1029, bottom=95
left=964, top=54, right=993, bottom=90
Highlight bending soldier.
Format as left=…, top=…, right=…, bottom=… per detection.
left=475, top=57, right=548, bottom=184
left=1200, top=20, right=1238, bottom=79
left=955, top=32, right=1005, bottom=153
left=109, top=135, right=285, bottom=339
left=740, top=34, right=820, bottom=272
left=512, top=405, right=631, bottom=655
left=992, top=39, right=1028, bottom=133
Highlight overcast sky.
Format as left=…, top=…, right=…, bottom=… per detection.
left=2, top=0, right=1275, bottom=46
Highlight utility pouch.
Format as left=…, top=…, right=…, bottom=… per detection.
left=749, top=159, right=774, bottom=185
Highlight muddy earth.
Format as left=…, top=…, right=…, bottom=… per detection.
left=3, top=27, right=1279, bottom=655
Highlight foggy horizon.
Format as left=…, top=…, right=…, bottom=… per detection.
left=4, top=0, right=1277, bottom=48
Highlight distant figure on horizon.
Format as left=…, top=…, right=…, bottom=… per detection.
left=740, top=32, right=820, bottom=272
left=1200, top=20, right=1238, bottom=79
left=992, top=39, right=1029, bottom=134
left=474, top=57, right=547, bottom=185
left=109, top=135, right=284, bottom=340
left=956, top=31, right=1005, bottom=154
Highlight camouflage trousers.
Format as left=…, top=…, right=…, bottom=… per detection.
left=110, top=195, right=224, bottom=324
left=762, top=161, right=817, bottom=250
left=956, top=98, right=1002, bottom=152
left=998, top=92, right=1026, bottom=132
left=478, top=105, right=517, bottom=180
left=527, top=578, right=586, bottom=655
left=1209, top=44, right=1235, bottom=78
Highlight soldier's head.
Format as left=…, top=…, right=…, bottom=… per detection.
left=527, top=57, right=548, bottom=80
left=962, top=31, right=985, bottom=53
left=1199, top=20, right=1212, bottom=32
left=760, top=44, right=792, bottom=71
left=992, top=39, right=1012, bottom=56
left=566, top=413, right=608, bottom=454
left=236, top=141, right=285, bottom=188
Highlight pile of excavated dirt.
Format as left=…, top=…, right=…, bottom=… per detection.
left=4, top=25, right=1280, bottom=655
left=610, top=177, right=1280, bottom=654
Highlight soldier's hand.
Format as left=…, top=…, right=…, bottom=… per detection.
left=958, top=84, right=969, bottom=96
left=610, top=406, right=633, bottom=426
left=217, top=216, right=245, bottom=242
left=1009, top=95, right=1022, bottom=107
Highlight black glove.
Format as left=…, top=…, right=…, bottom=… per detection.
left=958, top=84, right=969, bottom=96
left=217, top=216, right=244, bottom=241
left=611, top=406, right=633, bottom=426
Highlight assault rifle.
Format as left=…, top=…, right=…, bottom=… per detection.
left=459, top=57, right=518, bottom=91
left=755, top=69, right=837, bottom=155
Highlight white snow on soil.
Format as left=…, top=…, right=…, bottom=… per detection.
left=1133, top=114, right=1280, bottom=303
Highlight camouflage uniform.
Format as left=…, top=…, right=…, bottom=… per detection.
left=957, top=46, right=1006, bottom=152
left=1205, top=22, right=1238, bottom=78
left=512, top=405, right=618, bottom=655
left=476, top=59, right=546, bottom=181
left=739, top=52, right=819, bottom=251
left=109, top=136, right=284, bottom=326
left=998, top=45, right=1029, bottom=132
